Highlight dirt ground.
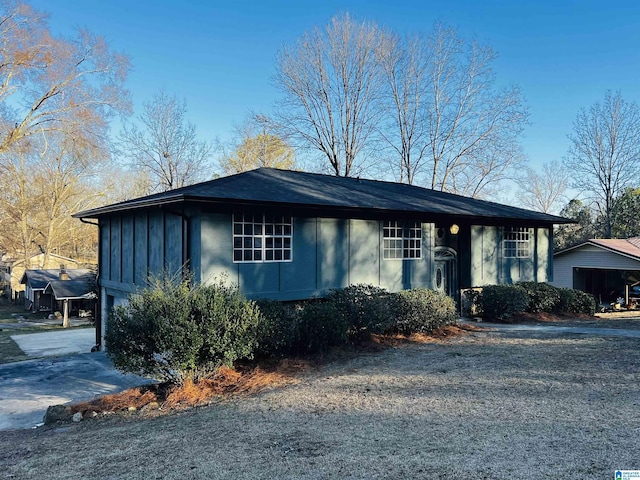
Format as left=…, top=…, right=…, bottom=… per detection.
left=1, top=322, right=639, bottom=479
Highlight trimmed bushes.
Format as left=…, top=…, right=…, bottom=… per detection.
left=107, top=281, right=459, bottom=384
left=477, top=282, right=597, bottom=321
left=256, top=285, right=457, bottom=356
left=106, top=278, right=261, bottom=384
left=480, top=284, right=529, bottom=322
left=517, top=281, right=561, bottom=313
left=393, top=288, right=457, bottom=334
left=557, top=288, right=596, bottom=315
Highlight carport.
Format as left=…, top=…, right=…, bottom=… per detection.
left=552, top=237, right=640, bottom=306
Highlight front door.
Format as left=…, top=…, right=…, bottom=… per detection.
left=434, top=248, right=457, bottom=297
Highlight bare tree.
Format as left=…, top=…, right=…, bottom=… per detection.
left=0, top=136, right=102, bottom=265
left=378, top=32, right=430, bottom=184
left=0, top=1, right=130, bottom=155
left=423, top=24, right=528, bottom=197
left=119, top=92, right=213, bottom=193
left=220, top=114, right=295, bottom=175
left=564, top=90, right=640, bottom=238
left=274, top=13, right=387, bottom=177
left=515, top=160, right=570, bottom=213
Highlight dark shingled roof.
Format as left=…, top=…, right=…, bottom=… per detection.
left=44, top=278, right=96, bottom=300
left=74, top=168, right=571, bottom=224
left=21, top=269, right=92, bottom=290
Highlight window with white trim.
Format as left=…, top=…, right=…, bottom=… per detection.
left=503, top=227, right=531, bottom=258
left=383, top=221, right=422, bottom=259
left=233, top=213, right=292, bottom=262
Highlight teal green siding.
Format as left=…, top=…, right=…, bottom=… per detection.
left=121, top=215, right=134, bottom=284
left=133, top=213, right=148, bottom=284
left=470, top=225, right=552, bottom=286
left=280, top=218, right=317, bottom=293
left=317, top=218, right=349, bottom=290
left=200, top=212, right=234, bottom=283
left=349, top=219, right=379, bottom=285
left=197, top=214, right=436, bottom=300
left=100, top=210, right=186, bottom=292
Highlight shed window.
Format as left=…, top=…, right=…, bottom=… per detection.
left=383, top=221, right=421, bottom=259
left=233, top=213, right=292, bottom=263
left=503, top=227, right=531, bottom=258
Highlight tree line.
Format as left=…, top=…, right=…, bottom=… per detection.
left=0, top=3, right=638, bottom=266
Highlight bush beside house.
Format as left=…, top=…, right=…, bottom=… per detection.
left=473, top=283, right=596, bottom=322
left=107, top=281, right=457, bottom=384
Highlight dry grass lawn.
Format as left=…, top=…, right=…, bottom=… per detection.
left=1, top=326, right=639, bottom=479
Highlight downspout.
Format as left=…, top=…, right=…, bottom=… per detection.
left=80, top=217, right=102, bottom=350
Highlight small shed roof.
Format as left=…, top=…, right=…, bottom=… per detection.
left=73, top=168, right=571, bottom=226
left=44, top=278, right=96, bottom=300
left=20, top=269, right=92, bottom=290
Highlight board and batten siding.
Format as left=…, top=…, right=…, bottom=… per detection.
left=552, top=246, right=640, bottom=289
left=199, top=213, right=434, bottom=300
left=99, top=209, right=188, bottom=299
left=470, top=226, right=551, bottom=287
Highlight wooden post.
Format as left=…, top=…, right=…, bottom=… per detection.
left=62, top=299, right=69, bottom=328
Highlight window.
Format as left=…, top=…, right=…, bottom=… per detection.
left=383, top=221, right=422, bottom=259
left=503, top=227, right=531, bottom=258
left=233, top=213, right=292, bottom=262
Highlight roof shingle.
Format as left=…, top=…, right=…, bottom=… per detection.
left=74, top=168, right=570, bottom=224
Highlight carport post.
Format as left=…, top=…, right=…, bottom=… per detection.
left=62, top=299, right=69, bottom=328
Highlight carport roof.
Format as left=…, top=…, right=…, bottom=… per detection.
left=555, top=237, right=640, bottom=262
left=73, top=168, right=572, bottom=225
left=44, top=279, right=96, bottom=300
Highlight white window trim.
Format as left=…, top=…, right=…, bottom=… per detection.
left=503, top=226, right=532, bottom=259
left=382, top=221, right=422, bottom=260
left=233, top=213, right=293, bottom=263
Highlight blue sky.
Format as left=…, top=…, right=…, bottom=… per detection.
left=30, top=0, right=640, bottom=173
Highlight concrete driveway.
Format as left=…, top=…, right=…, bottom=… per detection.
left=0, top=329, right=152, bottom=431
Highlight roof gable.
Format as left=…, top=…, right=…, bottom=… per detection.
left=555, top=237, right=640, bottom=262
left=44, top=278, right=95, bottom=300
left=74, top=168, right=570, bottom=225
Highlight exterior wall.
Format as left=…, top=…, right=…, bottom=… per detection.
left=200, top=213, right=434, bottom=301
left=552, top=246, right=640, bottom=289
left=99, top=208, right=191, bottom=349
left=470, top=226, right=552, bottom=287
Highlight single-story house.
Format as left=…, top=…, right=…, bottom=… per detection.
left=73, top=168, right=571, bottom=349
left=21, top=267, right=94, bottom=314
left=552, top=237, right=640, bottom=305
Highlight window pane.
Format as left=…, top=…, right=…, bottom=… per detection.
left=244, top=250, right=253, bottom=261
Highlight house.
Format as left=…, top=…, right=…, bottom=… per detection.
left=552, top=237, right=640, bottom=306
left=5, top=253, right=87, bottom=302
left=20, top=267, right=94, bottom=314
left=73, top=168, right=571, bottom=348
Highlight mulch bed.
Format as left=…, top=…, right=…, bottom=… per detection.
left=68, top=323, right=478, bottom=419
